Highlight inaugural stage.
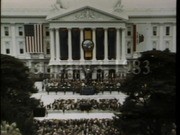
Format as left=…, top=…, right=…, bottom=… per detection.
left=80, top=86, right=95, bottom=95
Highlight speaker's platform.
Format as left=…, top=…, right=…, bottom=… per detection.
left=80, top=86, right=95, bottom=95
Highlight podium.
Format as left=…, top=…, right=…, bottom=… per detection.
left=80, top=86, right=95, bottom=95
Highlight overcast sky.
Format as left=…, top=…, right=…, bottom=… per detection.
left=2, top=0, right=176, bottom=9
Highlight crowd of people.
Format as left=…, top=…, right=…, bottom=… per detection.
left=42, top=78, right=122, bottom=94
left=33, top=119, right=120, bottom=135
left=34, top=79, right=124, bottom=135
left=45, top=98, right=121, bottom=112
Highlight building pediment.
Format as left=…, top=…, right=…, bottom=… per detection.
left=46, top=6, right=128, bottom=22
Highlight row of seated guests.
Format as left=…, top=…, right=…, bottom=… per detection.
left=33, top=119, right=120, bottom=135
left=42, top=79, right=121, bottom=93
left=45, top=98, right=121, bottom=112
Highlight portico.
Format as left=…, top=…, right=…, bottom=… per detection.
left=49, top=25, right=126, bottom=65
left=46, top=6, right=128, bottom=79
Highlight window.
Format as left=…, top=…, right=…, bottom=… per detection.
left=47, top=48, right=50, bottom=54
left=45, top=27, right=49, bottom=37
left=127, top=42, right=131, bottom=54
left=153, top=26, right=157, bottom=36
left=127, top=27, right=131, bottom=36
left=46, top=41, right=50, bottom=54
left=5, top=42, right=10, bottom=54
left=18, top=26, right=23, bottom=36
left=127, top=48, right=131, bottom=54
left=73, top=70, right=80, bottom=80
left=6, top=49, right=10, bottom=54
left=166, top=26, right=170, bottom=36
left=4, top=27, right=9, bottom=36
left=43, top=63, right=50, bottom=74
left=19, top=42, right=24, bottom=54
left=165, top=41, right=170, bottom=49
left=47, top=68, right=50, bottom=73
left=97, top=69, right=104, bottom=81
left=152, top=41, right=156, bottom=50
left=20, top=49, right=24, bottom=54
left=109, top=69, right=116, bottom=79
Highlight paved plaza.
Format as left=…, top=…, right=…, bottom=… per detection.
left=32, top=81, right=126, bottom=120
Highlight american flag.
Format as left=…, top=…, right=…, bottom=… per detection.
left=24, top=24, right=44, bottom=53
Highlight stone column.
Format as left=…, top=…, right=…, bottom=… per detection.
left=116, top=28, right=120, bottom=61
left=68, top=28, right=72, bottom=61
left=172, top=24, right=176, bottom=52
left=121, top=28, right=126, bottom=60
left=11, top=24, right=17, bottom=57
left=145, top=23, right=152, bottom=51
left=104, top=28, right=108, bottom=61
left=80, top=28, right=84, bottom=61
left=159, top=23, right=164, bottom=50
left=92, top=28, right=96, bottom=61
left=56, top=28, right=60, bottom=61
left=50, top=29, right=55, bottom=62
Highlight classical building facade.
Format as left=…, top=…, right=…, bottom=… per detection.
left=1, top=0, right=176, bottom=81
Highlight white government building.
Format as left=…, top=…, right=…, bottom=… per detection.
left=1, top=0, right=176, bottom=81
